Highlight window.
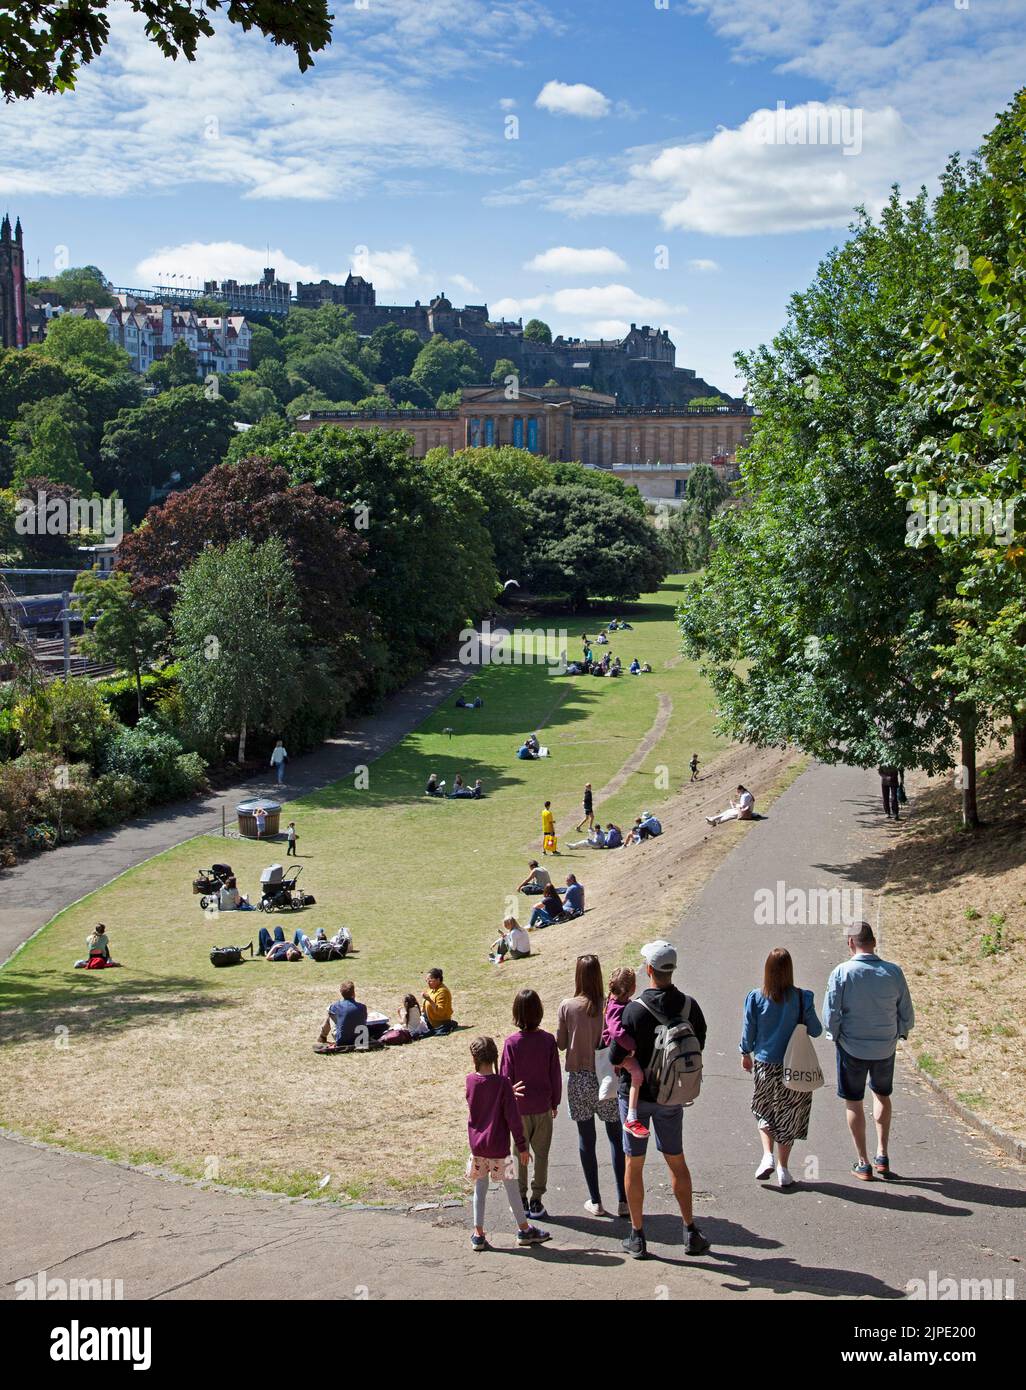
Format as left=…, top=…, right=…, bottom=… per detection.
left=469, top=417, right=482, bottom=447
left=512, top=416, right=524, bottom=448
left=485, top=417, right=495, bottom=446
left=527, top=418, right=538, bottom=452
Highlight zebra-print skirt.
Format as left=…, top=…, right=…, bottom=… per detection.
left=751, top=1061, right=812, bottom=1144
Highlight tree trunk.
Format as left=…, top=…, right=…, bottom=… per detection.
left=959, top=721, right=980, bottom=830
left=237, top=716, right=247, bottom=766
left=135, top=668, right=143, bottom=722
left=1012, top=717, right=1026, bottom=771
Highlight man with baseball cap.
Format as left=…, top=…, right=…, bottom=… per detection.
left=608, top=939, right=711, bottom=1259
left=823, top=922, right=915, bottom=1181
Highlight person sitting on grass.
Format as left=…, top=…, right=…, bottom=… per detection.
left=472, top=779, right=484, bottom=798
left=75, top=925, right=121, bottom=968
left=517, top=742, right=538, bottom=760
left=596, top=629, right=609, bottom=644
left=466, top=1035, right=551, bottom=1252
left=317, top=980, right=368, bottom=1050
left=490, top=917, right=532, bottom=964
left=382, top=994, right=428, bottom=1044
left=422, top=967, right=457, bottom=1035
left=604, top=966, right=648, bottom=1140
left=518, top=860, right=551, bottom=895
left=218, top=874, right=253, bottom=910
left=529, top=883, right=566, bottom=929
left=568, top=823, right=605, bottom=849
left=706, top=784, right=756, bottom=826
left=425, top=772, right=445, bottom=797
left=559, top=874, right=585, bottom=917
left=450, top=773, right=466, bottom=796
left=525, top=733, right=540, bottom=755
left=626, top=812, right=662, bottom=846
left=629, top=658, right=642, bottom=675
left=604, top=822, right=624, bottom=849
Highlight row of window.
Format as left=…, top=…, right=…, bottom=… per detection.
left=468, top=417, right=540, bottom=451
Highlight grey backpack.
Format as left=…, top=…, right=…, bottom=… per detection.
left=637, top=995, right=703, bottom=1106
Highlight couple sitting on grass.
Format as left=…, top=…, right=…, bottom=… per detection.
left=314, top=968, right=458, bottom=1053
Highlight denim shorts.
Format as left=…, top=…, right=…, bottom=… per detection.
left=618, top=1097, right=684, bottom=1157
left=835, top=1046, right=895, bottom=1101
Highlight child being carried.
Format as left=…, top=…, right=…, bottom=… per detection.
left=604, top=966, right=649, bottom=1139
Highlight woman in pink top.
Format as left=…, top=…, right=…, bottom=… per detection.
left=556, top=955, right=627, bottom=1219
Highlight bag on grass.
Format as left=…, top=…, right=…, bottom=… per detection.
left=210, top=945, right=243, bottom=967
left=782, top=989, right=824, bottom=1092
left=637, top=996, right=703, bottom=1106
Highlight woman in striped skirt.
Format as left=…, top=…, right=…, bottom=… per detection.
left=739, top=948, right=823, bottom=1188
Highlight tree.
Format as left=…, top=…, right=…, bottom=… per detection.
left=26, top=265, right=114, bottom=307
left=253, top=357, right=292, bottom=401
left=678, top=174, right=1007, bottom=829
left=147, top=339, right=199, bottom=390
left=233, top=383, right=281, bottom=423
left=365, top=324, right=423, bottom=383
left=667, top=463, right=730, bottom=569
left=410, top=336, right=482, bottom=400
left=116, top=456, right=369, bottom=683
left=432, top=446, right=554, bottom=581
left=550, top=460, right=647, bottom=515
left=248, top=323, right=286, bottom=369
left=172, top=537, right=311, bottom=764
left=491, top=357, right=518, bottom=386
left=223, top=413, right=290, bottom=464
left=524, top=319, right=552, bottom=345
left=688, top=395, right=729, bottom=410
left=1, top=0, right=333, bottom=101
left=36, top=316, right=131, bottom=377
left=98, top=386, right=234, bottom=518
left=385, top=374, right=433, bottom=409
left=281, top=304, right=358, bottom=359
left=73, top=570, right=166, bottom=718
left=523, top=485, right=667, bottom=609
left=0, top=350, right=72, bottom=423
left=289, top=349, right=371, bottom=404
left=11, top=414, right=92, bottom=492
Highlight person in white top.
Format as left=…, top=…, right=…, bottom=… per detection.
left=707, top=785, right=756, bottom=826
left=490, top=917, right=532, bottom=963
left=270, top=739, right=288, bottom=786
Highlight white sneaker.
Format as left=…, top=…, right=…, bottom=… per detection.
left=584, top=1200, right=610, bottom=1217
left=755, top=1154, right=775, bottom=1180
left=776, top=1165, right=794, bottom=1187
left=705, top=816, right=716, bottom=825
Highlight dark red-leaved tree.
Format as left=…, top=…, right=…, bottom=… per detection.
left=117, top=456, right=371, bottom=669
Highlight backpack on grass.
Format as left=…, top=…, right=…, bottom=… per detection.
left=210, top=944, right=249, bottom=967
left=636, top=995, right=703, bottom=1106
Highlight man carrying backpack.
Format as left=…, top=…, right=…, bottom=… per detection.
left=609, top=940, right=711, bottom=1260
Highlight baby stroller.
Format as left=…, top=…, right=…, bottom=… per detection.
left=258, top=863, right=307, bottom=912
left=193, top=863, right=233, bottom=911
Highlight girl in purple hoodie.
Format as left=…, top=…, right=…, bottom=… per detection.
left=604, top=967, right=649, bottom=1139
left=465, top=1036, right=551, bottom=1252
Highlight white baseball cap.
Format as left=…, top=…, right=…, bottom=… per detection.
left=640, top=940, right=677, bottom=971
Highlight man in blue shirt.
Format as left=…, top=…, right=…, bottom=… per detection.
left=822, top=922, right=914, bottom=1182
left=317, top=980, right=369, bottom=1050
left=559, top=874, right=585, bottom=916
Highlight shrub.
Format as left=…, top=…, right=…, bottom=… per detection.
left=99, top=718, right=207, bottom=803
left=95, top=667, right=179, bottom=727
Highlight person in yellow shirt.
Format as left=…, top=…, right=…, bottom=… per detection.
left=422, top=967, right=456, bottom=1035
left=541, top=800, right=559, bottom=855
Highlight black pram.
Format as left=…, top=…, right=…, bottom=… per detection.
left=258, top=863, right=304, bottom=912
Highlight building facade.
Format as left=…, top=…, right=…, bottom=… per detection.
left=0, top=215, right=28, bottom=350
left=296, top=386, right=753, bottom=488
left=53, top=300, right=251, bottom=377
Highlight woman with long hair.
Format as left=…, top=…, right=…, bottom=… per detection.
left=739, top=947, right=823, bottom=1187
left=556, top=954, right=627, bottom=1218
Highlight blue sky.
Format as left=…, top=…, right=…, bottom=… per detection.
left=2, top=0, right=1024, bottom=393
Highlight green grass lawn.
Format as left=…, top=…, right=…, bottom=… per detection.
left=0, top=576, right=728, bottom=1197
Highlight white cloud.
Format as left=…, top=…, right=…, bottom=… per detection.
left=688, top=258, right=720, bottom=273
left=535, top=80, right=611, bottom=119
left=450, top=273, right=482, bottom=296
left=499, top=97, right=517, bottom=111
left=491, top=284, right=679, bottom=334
left=135, top=242, right=421, bottom=293
left=524, top=246, right=628, bottom=274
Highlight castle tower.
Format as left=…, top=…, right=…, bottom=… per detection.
left=0, top=213, right=28, bottom=349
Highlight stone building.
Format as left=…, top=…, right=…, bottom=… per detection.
left=295, top=385, right=753, bottom=494
left=0, top=214, right=28, bottom=350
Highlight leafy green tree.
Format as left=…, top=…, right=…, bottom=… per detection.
left=0, top=350, right=72, bottom=423
left=11, top=414, right=92, bottom=491
left=73, top=570, right=166, bottom=718
left=365, top=324, right=423, bottom=383
left=524, top=319, right=552, bottom=345
left=224, top=413, right=291, bottom=464
left=667, top=463, right=730, bottom=569
left=173, top=537, right=312, bottom=763
left=386, top=374, right=433, bottom=409
left=431, top=446, right=554, bottom=581
left=253, top=356, right=292, bottom=401
left=233, top=383, right=281, bottom=423
left=281, top=304, right=358, bottom=359
left=289, top=349, right=371, bottom=404
left=550, top=460, right=646, bottom=515
left=36, top=317, right=131, bottom=377
left=490, top=357, right=518, bottom=385
left=285, top=388, right=340, bottom=421
left=13, top=677, right=116, bottom=764
left=523, top=485, right=667, bottom=609
left=688, top=395, right=729, bottom=410
left=434, top=390, right=462, bottom=410
left=411, top=335, right=482, bottom=399
left=147, top=339, right=199, bottom=390
left=27, top=265, right=114, bottom=307
left=1, top=0, right=333, bottom=101
left=248, top=323, right=286, bottom=369
left=98, top=386, right=234, bottom=518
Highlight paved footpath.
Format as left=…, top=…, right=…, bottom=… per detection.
left=2, top=758, right=1023, bottom=1299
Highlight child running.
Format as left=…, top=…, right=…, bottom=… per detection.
left=466, top=1036, right=551, bottom=1252
left=604, top=967, right=649, bottom=1139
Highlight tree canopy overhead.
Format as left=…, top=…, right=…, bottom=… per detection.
left=1, top=0, right=333, bottom=102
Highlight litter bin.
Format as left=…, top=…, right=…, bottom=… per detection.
left=237, top=798, right=282, bottom=839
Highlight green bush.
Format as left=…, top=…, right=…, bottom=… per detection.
left=99, top=718, right=206, bottom=803
left=95, top=667, right=179, bottom=727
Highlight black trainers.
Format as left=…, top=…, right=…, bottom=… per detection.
left=684, top=1224, right=711, bottom=1256
left=527, top=1197, right=548, bottom=1219
left=622, top=1228, right=648, bottom=1260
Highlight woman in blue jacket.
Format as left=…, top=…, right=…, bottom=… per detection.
left=740, top=948, right=823, bottom=1188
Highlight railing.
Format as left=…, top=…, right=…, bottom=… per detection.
left=301, top=409, right=459, bottom=421
left=572, top=405, right=754, bottom=419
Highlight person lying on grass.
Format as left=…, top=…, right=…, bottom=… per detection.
left=266, top=941, right=302, bottom=962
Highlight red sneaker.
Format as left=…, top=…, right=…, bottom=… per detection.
left=624, top=1119, right=649, bottom=1139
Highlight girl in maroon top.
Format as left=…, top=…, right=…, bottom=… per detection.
left=465, top=1036, right=551, bottom=1252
